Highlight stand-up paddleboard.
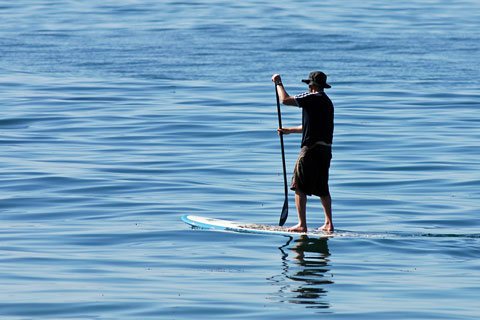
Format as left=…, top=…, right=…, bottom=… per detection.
left=182, top=215, right=335, bottom=238
left=183, top=215, right=480, bottom=239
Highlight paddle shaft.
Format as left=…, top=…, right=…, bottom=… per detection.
left=275, top=85, right=289, bottom=226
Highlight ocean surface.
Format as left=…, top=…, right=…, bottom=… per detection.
left=1, top=0, right=479, bottom=319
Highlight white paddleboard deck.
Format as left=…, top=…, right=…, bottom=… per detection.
left=183, top=215, right=480, bottom=239
left=182, top=215, right=335, bottom=238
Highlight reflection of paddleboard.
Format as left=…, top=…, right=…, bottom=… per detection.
left=182, top=215, right=335, bottom=238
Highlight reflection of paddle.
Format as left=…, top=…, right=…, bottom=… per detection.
left=275, top=85, right=288, bottom=226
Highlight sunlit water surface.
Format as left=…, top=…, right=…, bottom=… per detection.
left=1, top=0, right=479, bottom=319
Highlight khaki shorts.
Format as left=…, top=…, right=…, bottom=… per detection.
left=290, top=143, right=331, bottom=197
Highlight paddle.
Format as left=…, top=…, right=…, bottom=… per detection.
left=275, top=84, right=288, bottom=226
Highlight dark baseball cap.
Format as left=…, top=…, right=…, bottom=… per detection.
left=301, top=71, right=331, bottom=89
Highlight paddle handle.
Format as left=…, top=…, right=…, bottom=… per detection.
left=276, top=88, right=288, bottom=191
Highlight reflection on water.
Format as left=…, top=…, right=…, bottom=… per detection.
left=268, top=236, right=333, bottom=310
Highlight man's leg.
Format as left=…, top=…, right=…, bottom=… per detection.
left=320, top=195, right=333, bottom=232
left=288, top=188, right=307, bottom=232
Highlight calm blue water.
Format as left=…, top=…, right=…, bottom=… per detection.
left=1, top=0, right=479, bottom=319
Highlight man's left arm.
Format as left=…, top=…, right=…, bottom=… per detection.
left=272, top=74, right=298, bottom=106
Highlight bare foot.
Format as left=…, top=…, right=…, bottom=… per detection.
left=319, top=223, right=334, bottom=232
left=287, top=224, right=307, bottom=233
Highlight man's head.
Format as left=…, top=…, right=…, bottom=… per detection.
left=302, top=71, right=331, bottom=91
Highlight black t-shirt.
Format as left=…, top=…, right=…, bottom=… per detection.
left=294, top=92, right=334, bottom=147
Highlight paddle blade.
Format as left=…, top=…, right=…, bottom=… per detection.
left=278, top=200, right=288, bottom=226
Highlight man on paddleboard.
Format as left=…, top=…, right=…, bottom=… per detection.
left=272, top=71, right=334, bottom=232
